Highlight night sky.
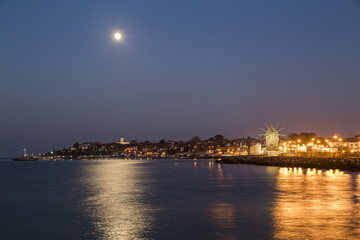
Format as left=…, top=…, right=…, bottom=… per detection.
left=1, top=1, right=360, bottom=157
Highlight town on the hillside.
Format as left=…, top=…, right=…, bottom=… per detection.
left=39, top=132, right=360, bottom=160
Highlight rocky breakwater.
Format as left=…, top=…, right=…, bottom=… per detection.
left=216, top=156, right=360, bottom=171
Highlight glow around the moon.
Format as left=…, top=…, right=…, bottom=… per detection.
left=114, top=32, right=122, bottom=40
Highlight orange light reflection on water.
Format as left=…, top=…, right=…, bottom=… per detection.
left=273, top=167, right=360, bottom=239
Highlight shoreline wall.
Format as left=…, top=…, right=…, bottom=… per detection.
left=217, top=156, right=360, bottom=171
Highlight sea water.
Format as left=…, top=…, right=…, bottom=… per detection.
left=1, top=159, right=360, bottom=239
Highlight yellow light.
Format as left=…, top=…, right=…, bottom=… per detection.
left=114, top=32, right=122, bottom=40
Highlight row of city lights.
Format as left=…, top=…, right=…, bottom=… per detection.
left=280, top=135, right=360, bottom=153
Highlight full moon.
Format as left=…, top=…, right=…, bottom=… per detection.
left=114, top=32, right=122, bottom=40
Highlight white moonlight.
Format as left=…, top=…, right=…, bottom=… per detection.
left=114, top=32, right=122, bottom=40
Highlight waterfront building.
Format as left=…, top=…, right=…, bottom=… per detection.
left=250, top=143, right=263, bottom=155
left=260, top=124, right=283, bottom=156
left=79, top=143, right=92, bottom=149
left=117, top=136, right=129, bottom=145
left=332, top=141, right=360, bottom=153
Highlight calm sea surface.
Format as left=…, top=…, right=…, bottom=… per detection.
left=1, top=159, right=360, bottom=239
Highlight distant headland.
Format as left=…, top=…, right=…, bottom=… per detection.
left=17, top=131, right=360, bottom=161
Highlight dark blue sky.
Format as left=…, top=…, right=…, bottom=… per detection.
left=1, top=0, right=360, bottom=156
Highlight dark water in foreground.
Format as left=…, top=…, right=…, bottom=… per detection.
left=1, top=159, right=360, bottom=239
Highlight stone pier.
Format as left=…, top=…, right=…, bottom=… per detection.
left=217, top=156, right=360, bottom=171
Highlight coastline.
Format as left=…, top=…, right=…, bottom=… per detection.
left=217, top=156, right=360, bottom=171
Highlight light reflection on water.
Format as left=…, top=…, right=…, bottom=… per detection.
left=207, top=162, right=237, bottom=239
left=208, top=202, right=236, bottom=239
left=80, top=161, right=156, bottom=239
left=273, top=167, right=360, bottom=240
left=6, top=159, right=360, bottom=239
left=78, top=160, right=263, bottom=239
left=78, top=161, right=360, bottom=239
